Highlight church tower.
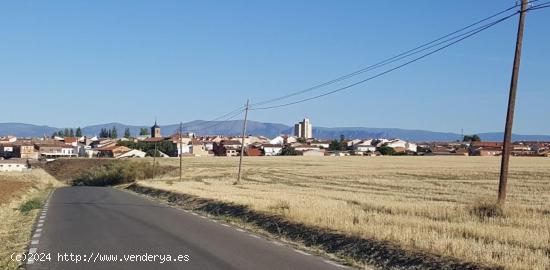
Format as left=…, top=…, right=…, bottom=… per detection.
left=151, top=121, right=161, bottom=138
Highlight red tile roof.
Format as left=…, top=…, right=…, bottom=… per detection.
left=471, top=141, right=503, bottom=148
left=64, top=137, right=78, bottom=144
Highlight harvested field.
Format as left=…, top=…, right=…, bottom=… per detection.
left=0, top=169, right=62, bottom=269
left=139, top=156, right=550, bottom=270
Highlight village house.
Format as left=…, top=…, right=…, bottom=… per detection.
left=0, top=158, right=30, bottom=172
left=347, top=139, right=364, bottom=147
left=96, top=145, right=132, bottom=158
left=352, top=143, right=377, bottom=155
left=213, top=140, right=241, bottom=156
left=292, top=143, right=320, bottom=152
left=385, top=139, right=417, bottom=152
left=298, top=149, right=325, bottom=156
left=261, top=144, right=283, bottom=156
left=0, top=136, right=17, bottom=144
left=245, top=146, right=262, bottom=156
left=96, top=145, right=146, bottom=158
left=35, top=141, right=77, bottom=158
left=469, top=141, right=503, bottom=156
left=116, top=149, right=147, bottom=158
left=269, top=136, right=285, bottom=145
left=63, top=137, right=79, bottom=146
left=13, top=141, right=39, bottom=159
left=0, top=144, right=14, bottom=158
left=189, top=141, right=210, bottom=156
left=201, top=141, right=214, bottom=151
left=310, top=140, right=331, bottom=149
left=170, top=132, right=196, bottom=156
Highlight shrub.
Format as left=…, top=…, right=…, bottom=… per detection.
left=71, top=160, right=176, bottom=186
left=19, top=198, right=42, bottom=214
left=470, top=201, right=504, bottom=219
left=268, top=200, right=291, bottom=214
left=378, top=146, right=396, bottom=156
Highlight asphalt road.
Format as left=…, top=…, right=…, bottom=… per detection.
left=26, top=187, right=348, bottom=270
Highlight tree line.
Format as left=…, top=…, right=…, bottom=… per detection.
left=51, top=126, right=152, bottom=139
left=51, top=127, right=83, bottom=138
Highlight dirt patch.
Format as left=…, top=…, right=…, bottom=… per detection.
left=127, top=183, right=499, bottom=270
left=0, top=181, right=32, bottom=205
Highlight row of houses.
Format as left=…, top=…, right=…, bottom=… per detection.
left=1, top=130, right=549, bottom=160
left=421, top=141, right=550, bottom=156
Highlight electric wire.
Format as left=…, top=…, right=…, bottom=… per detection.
left=250, top=12, right=518, bottom=110
left=249, top=3, right=524, bottom=108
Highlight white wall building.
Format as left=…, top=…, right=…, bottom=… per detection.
left=0, top=159, right=29, bottom=172
left=269, top=136, right=285, bottom=145
left=262, top=144, right=283, bottom=156
left=294, top=118, right=313, bottom=139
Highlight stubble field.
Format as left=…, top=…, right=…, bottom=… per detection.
left=140, top=156, right=550, bottom=269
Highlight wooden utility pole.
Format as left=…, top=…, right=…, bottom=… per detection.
left=235, top=100, right=249, bottom=185
left=498, top=0, right=528, bottom=206
left=179, top=122, right=183, bottom=181
left=152, top=141, right=157, bottom=180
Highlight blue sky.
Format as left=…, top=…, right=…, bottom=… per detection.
left=0, top=0, right=548, bottom=134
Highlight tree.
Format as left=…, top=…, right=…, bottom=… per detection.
left=463, top=134, right=481, bottom=142
left=57, top=130, right=64, bottom=137
left=124, top=128, right=131, bottom=138
left=139, top=128, right=150, bottom=136
left=75, top=127, right=82, bottom=137
left=69, top=128, right=74, bottom=137
left=281, top=146, right=297, bottom=156
left=378, top=146, right=396, bottom=156
left=111, top=126, right=118, bottom=138
left=63, top=128, right=70, bottom=137
left=99, top=128, right=109, bottom=138
left=329, top=139, right=347, bottom=151
left=51, top=132, right=57, bottom=139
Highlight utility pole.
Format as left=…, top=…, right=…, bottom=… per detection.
left=152, top=141, right=157, bottom=180
left=498, top=0, right=528, bottom=206
left=235, top=99, right=249, bottom=185
left=179, top=122, right=183, bottom=181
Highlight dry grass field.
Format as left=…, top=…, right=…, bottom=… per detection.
left=141, top=156, right=550, bottom=270
left=0, top=169, right=61, bottom=269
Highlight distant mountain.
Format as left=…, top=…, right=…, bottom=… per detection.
left=1, top=121, right=549, bottom=142
left=0, top=123, right=59, bottom=138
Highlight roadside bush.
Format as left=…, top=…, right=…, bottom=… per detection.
left=470, top=200, right=504, bottom=220
left=19, top=198, right=43, bottom=214
left=71, top=160, right=176, bottom=186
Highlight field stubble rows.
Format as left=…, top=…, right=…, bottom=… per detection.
left=141, top=156, right=549, bottom=269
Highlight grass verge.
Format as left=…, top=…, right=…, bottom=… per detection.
left=19, top=198, right=43, bottom=214
left=0, top=170, right=61, bottom=270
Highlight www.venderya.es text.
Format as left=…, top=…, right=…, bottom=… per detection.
left=12, top=252, right=190, bottom=264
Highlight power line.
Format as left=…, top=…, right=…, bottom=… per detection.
left=193, top=109, right=245, bottom=133
left=250, top=12, right=518, bottom=111
left=179, top=105, right=245, bottom=134
left=249, top=2, right=525, bottom=108
left=527, top=2, right=550, bottom=10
